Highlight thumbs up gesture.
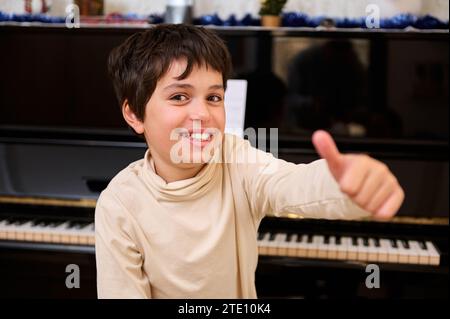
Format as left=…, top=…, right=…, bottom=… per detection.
left=312, top=130, right=405, bottom=220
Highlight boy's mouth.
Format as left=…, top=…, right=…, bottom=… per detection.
left=170, top=127, right=222, bottom=163
left=180, top=131, right=212, bottom=142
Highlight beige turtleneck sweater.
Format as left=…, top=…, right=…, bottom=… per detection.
left=95, top=134, right=370, bottom=298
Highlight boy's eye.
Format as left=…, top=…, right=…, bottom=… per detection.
left=170, top=94, right=189, bottom=102
left=207, top=95, right=222, bottom=102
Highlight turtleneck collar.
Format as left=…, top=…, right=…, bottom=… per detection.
left=141, top=144, right=223, bottom=201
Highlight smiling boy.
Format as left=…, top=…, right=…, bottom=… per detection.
left=95, top=24, right=404, bottom=298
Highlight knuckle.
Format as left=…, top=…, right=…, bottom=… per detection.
left=360, top=154, right=371, bottom=164
left=340, top=183, right=357, bottom=196
left=398, top=187, right=405, bottom=201
left=353, top=191, right=369, bottom=207
left=378, top=162, right=389, bottom=174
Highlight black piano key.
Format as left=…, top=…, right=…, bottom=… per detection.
left=48, top=220, right=65, bottom=228
left=286, top=233, right=293, bottom=242
left=400, top=239, right=410, bottom=249
left=307, top=235, right=313, bottom=243
left=363, top=237, right=369, bottom=247
left=390, top=239, right=398, bottom=248
left=36, top=220, right=51, bottom=227
left=418, top=241, right=427, bottom=250
left=31, top=219, right=43, bottom=226
left=13, top=219, right=28, bottom=226
left=351, top=237, right=358, bottom=246
left=374, top=238, right=381, bottom=247
left=68, top=220, right=91, bottom=229
left=67, top=220, right=77, bottom=228
left=269, top=233, right=276, bottom=241
left=257, top=232, right=265, bottom=241
left=335, top=236, right=341, bottom=245
left=324, top=235, right=330, bottom=244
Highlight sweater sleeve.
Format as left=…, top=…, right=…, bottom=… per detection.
left=95, top=190, right=151, bottom=299
left=231, top=136, right=371, bottom=223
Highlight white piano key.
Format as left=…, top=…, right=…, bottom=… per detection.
left=77, top=223, right=94, bottom=245
left=274, top=233, right=288, bottom=256
left=286, top=234, right=298, bottom=257
left=0, top=220, right=7, bottom=240
left=258, top=232, right=270, bottom=255
left=296, top=234, right=310, bottom=258
left=396, top=239, right=411, bottom=264
left=335, top=237, right=348, bottom=260
left=385, top=239, right=400, bottom=263
left=366, top=238, right=379, bottom=262
left=314, top=235, right=328, bottom=259
left=265, top=233, right=279, bottom=256
left=6, top=221, right=18, bottom=240
left=258, top=232, right=271, bottom=255
left=425, top=241, right=440, bottom=266
left=266, top=233, right=282, bottom=256
left=357, top=237, right=370, bottom=261
left=326, top=236, right=339, bottom=260
left=405, top=240, right=419, bottom=264
left=343, top=237, right=358, bottom=260
left=378, top=239, right=390, bottom=262
left=409, top=240, right=430, bottom=265
left=304, top=235, right=319, bottom=258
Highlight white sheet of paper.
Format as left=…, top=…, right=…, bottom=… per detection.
left=224, top=79, right=247, bottom=138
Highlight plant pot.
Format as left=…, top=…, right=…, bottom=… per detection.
left=261, top=15, right=281, bottom=27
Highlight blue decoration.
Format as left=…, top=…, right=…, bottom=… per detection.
left=0, top=10, right=448, bottom=30
left=240, top=13, right=260, bottom=26
left=148, top=14, right=164, bottom=24
left=194, top=13, right=223, bottom=26
left=0, top=11, right=10, bottom=22
left=223, top=14, right=238, bottom=27
left=414, top=14, right=449, bottom=29
left=379, top=13, right=416, bottom=29
left=335, top=17, right=366, bottom=28
left=282, top=12, right=311, bottom=27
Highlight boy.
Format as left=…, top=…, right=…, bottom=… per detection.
left=95, top=24, right=404, bottom=298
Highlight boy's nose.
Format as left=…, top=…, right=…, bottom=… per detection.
left=188, top=100, right=211, bottom=121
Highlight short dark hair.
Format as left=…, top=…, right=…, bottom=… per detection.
left=108, top=24, right=233, bottom=121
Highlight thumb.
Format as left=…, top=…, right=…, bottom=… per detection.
left=312, top=130, right=344, bottom=178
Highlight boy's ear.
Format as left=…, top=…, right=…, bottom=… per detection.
left=122, top=100, right=145, bottom=134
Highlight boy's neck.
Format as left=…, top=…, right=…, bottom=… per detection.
left=150, top=153, right=206, bottom=184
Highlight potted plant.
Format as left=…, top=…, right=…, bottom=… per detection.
left=259, top=0, right=287, bottom=27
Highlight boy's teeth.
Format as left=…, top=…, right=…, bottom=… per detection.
left=190, top=133, right=210, bottom=141
left=180, top=132, right=212, bottom=141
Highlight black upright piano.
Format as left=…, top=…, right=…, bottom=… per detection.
left=0, top=23, right=448, bottom=299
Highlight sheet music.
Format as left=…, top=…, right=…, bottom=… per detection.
left=224, top=79, right=247, bottom=138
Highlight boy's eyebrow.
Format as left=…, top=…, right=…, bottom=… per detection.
left=163, top=83, right=224, bottom=91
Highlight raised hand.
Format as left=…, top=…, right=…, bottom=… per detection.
left=312, top=130, right=404, bottom=220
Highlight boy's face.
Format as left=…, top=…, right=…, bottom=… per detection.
left=126, top=59, right=225, bottom=170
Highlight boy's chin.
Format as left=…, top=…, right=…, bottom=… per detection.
left=169, top=134, right=222, bottom=165
left=171, top=148, right=217, bottom=165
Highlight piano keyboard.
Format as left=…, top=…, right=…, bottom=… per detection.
left=0, top=217, right=95, bottom=245
left=0, top=216, right=441, bottom=266
left=257, top=232, right=441, bottom=266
